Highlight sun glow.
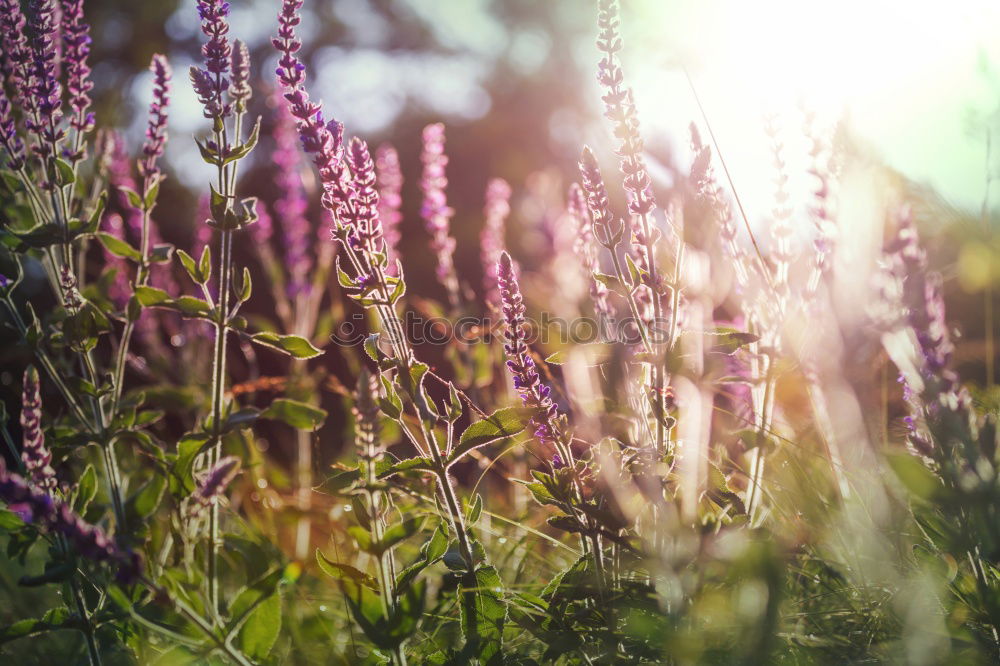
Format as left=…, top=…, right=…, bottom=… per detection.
left=623, top=0, right=1000, bottom=219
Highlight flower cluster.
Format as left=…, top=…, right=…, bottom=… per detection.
left=191, top=0, right=232, bottom=119
left=273, top=0, right=346, bottom=212
left=567, top=182, right=612, bottom=319
left=271, top=93, right=313, bottom=298
left=61, top=0, right=95, bottom=145
left=595, top=0, right=655, bottom=218
left=498, top=252, right=563, bottom=446
left=140, top=54, right=171, bottom=182
left=375, top=143, right=403, bottom=267
left=20, top=367, right=57, bottom=492
left=480, top=178, right=512, bottom=304
left=0, top=461, right=141, bottom=582
left=27, top=0, right=65, bottom=167
left=188, top=456, right=240, bottom=520
left=229, top=39, right=252, bottom=108
left=420, top=123, right=459, bottom=301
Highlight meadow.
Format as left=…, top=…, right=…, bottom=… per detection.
left=0, top=0, right=998, bottom=664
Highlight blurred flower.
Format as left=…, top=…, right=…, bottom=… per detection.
left=20, top=367, right=57, bottom=492
left=480, top=177, right=511, bottom=304
left=420, top=122, right=459, bottom=304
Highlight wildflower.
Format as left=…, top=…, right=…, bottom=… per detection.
left=229, top=39, right=251, bottom=107
left=61, top=0, right=94, bottom=142
left=20, top=367, right=57, bottom=492
left=346, top=136, right=384, bottom=255
left=578, top=146, right=617, bottom=241
left=0, top=90, right=25, bottom=170
left=271, top=93, right=312, bottom=297
left=273, top=0, right=347, bottom=216
left=480, top=178, right=511, bottom=304
left=375, top=143, right=403, bottom=267
left=567, top=182, right=613, bottom=319
left=498, top=252, right=563, bottom=446
left=189, top=456, right=240, bottom=519
left=0, top=461, right=141, bottom=582
left=595, top=0, right=655, bottom=217
left=192, top=0, right=232, bottom=119
left=27, top=0, right=65, bottom=166
left=420, top=123, right=459, bottom=302
left=140, top=54, right=172, bottom=182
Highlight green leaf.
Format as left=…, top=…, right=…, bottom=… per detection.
left=237, top=266, right=252, bottom=302
left=53, top=158, right=75, bottom=186
left=459, top=565, right=507, bottom=663
left=260, top=398, right=327, bottom=430
left=377, top=456, right=435, bottom=478
left=169, top=295, right=213, bottom=318
left=887, top=453, right=940, bottom=500
left=199, top=245, right=212, bottom=283
left=467, top=493, right=483, bottom=524
left=128, top=472, right=166, bottom=519
left=376, top=517, right=426, bottom=555
left=171, top=432, right=211, bottom=495
left=250, top=332, right=323, bottom=359
left=72, top=464, right=98, bottom=514
left=238, top=593, right=281, bottom=660
left=450, top=407, right=530, bottom=466
left=119, top=185, right=143, bottom=209
left=706, top=327, right=759, bottom=355
left=96, top=232, right=141, bottom=261
left=175, top=249, right=200, bottom=283
left=316, top=550, right=378, bottom=589
left=143, top=180, right=161, bottom=210
left=134, top=286, right=171, bottom=306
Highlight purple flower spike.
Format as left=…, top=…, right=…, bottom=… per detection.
left=192, top=0, right=232, bottom=119
left=141, top=54, right=171, bottom=182
left=480, top=178, right=511, bottom=304
left=420, top=123, right=459, bottom=301
left=498, top=252, right=563, bottom=446
left=596, top=0, right=655, bottom=217
left=190, top=456, right=240, bottom=518
left=0, top=461, right=141, bottom=583
left=0, top=90, right=26, bottom=170
left=346, top=136, right=384, bottom=254
left=60, top=0, right=94, bottom=144
left=273, top=0, right=346, bottom=216
left=269, top=92, right=312, bottom=297
left=20, top=367, right=56, bottom=492
left=567, top=182, right=612, bottom=319
left=229, top=39, right=251, bottom=106
left=26, top=0, right=66, bottom=169
left=375, top=143, right=403, bottom=269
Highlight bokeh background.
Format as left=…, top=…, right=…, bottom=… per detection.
left=3, top=0, right=1000, bottom=455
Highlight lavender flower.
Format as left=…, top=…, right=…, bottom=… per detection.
left=480, top=178, right=511, bottom=304
left=250, top=199, right=273, bottom=245
left=578, top=146, right=616, bottom=240
left=189, top=456, right=240, bottom=518
left=888, top=207, right=973, bottom=458
left=498, top=252, right=563, bottom=446
left=567, top=182, right=612, bottom=319
left=60, top=0, right=94, bottom=144
left=689, top=124, right=750, bottom=290
left=0, top=1, right=31, bottom=106
left=271, top=93, right=312, bottom=298
left=20, top=367, right=56, bottom=492
left=140, top=54, right=171, bottom=183
left=0, top=461, right=141, bottom=582
left=346, top=136, right=384, bottom=255
left=595, top=0, right=655, bottom=218
left=0, top=90, right=26, bottom=170
left=375, top=142, right=403, bottom=268
left=420, top=123, right=459, bottom=302
left=273, top=0, right=346, bottom=215
left=191, top=0, right=232, bottom=119
left=26, top=0, right=65, bottom=167
left=229, top=39, right=251, bottom=108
